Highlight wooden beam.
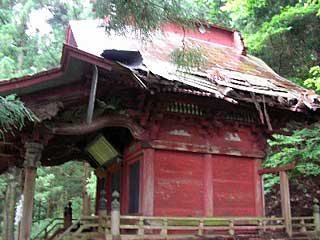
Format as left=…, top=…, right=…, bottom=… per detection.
left=258, top=163, right=295, bottom=175
left=280, top=171, right=292, bottom=237
left=146, top=140, right=265, bottom=158
left=50, top=115, right=147, bottom=140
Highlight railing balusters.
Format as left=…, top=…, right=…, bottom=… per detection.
left=258, top=219, right=263, bottom=235
left=314, top=199, right=320, bottom=232
left=300, top=219, right=306, bottom=232
left=263, top=218, right=267, bottom=232
left=161, top=217, right=168, bottom=236
left=198, top=218, right=204, bottom=236
left=138, top=217, right=144, bottom=236
left=228, top=219, right=235, bottom=236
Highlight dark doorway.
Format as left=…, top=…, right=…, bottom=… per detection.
left=128, top=161, right=140, bottom=213
left=112, top=171, right=121, bottom=194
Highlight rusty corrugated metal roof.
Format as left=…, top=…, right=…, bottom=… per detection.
left=70, top=20, right=320, bottom=112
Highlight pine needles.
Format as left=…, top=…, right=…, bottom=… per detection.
left=94, top=0, right=198, bottom=37
left=0, top=94, right=38, bottom=137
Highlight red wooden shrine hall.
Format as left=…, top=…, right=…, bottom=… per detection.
left=0, top=20, right=319, bottom=233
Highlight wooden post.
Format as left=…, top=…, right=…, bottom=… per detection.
left=141, top=149, right=154, bottom=216
left=161, top=218, right=168, bottom=236
left=138, top=217, right=144, bottom=236
left=198, top=219, right=204, bottom=236
left=228, top=219, right=235, bottom=236
left=19, top=142, right=43, bottom=240
left=64, top=202, right=72, bottom=228
left=313, top=199, right=320, bottom=232
left=98, top=189, right=107, bottom=233
left=299, top=219, right=306, bottom=233
left=111, top=191, right=120, bottom=239
left=279, top=171, right=292, bottom=237
left=2, top=167, right=20, bottom=240
left=203, top=154, right=213, bottom=216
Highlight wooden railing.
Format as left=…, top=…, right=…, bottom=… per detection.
left=103, top=215, right=318, bottom=239
left=116, top=216, right=287, bottom=239
left=33, top=193, right=320, bottom=239
left=36, top=215, right=319, bottom=239
left=55, top=215, right=110, bottom=240
left=32, top=218, right=65, bottom=240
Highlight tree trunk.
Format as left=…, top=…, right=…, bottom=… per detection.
left=2, top=168, right=20, bottom=240
left=82, top=162, right=91, bottom=216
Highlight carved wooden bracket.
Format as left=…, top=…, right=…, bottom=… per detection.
left=24, top=142, right=43, bottom=168
left=49, top=115, right=148, bottom=140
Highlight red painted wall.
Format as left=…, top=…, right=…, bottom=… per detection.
left=152, top=150, right=262, bottom=217
left=211, top=156, right=258, bottom=216
left=149, top=118, right=264, bottom=217
left=154, top=150, right=205, bottom=216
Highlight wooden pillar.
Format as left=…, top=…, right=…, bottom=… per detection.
left=2, top=167, right=20, bottom=240
left=141, top=149, right=154, bottom=216
left=203, top=154, right=213, bottom=216
left=19, top=142, right=43, bottom=240
left=254, top=159, right=264, bottom=216
left=279, top=171, right=292, bottom=237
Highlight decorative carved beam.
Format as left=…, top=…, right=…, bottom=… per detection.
left=50, top=115, right=147, bottom=140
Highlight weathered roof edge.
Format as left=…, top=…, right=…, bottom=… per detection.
left=0, top=44, right=113, bottom=95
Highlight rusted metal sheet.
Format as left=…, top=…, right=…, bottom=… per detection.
left=68, top=20, right=320, bottom=112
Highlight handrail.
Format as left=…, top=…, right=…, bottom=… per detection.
left=54, top=219, right=81, bottom=240
left=54, top=215, right=106, bottom=240
left=111, top=215, right=317, bottom=239
left=32, top=218, right=64, bottom=240
left=120, top=215, right=285, bottom=221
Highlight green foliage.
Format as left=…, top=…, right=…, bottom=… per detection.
left=264, top=123, right=320, bottom=190
left=234, top=1, right=319, bottom=79
left=304, top=66, right=320, bottom=92
left=0, top=94, right=38, bottom=136
left=34, top=162, right=96, bottom=222
left=94, top=0, right=200, bottom=37
left=194, top=0, right=231, bottom=27
left=0, top=0, right=93, bottom=80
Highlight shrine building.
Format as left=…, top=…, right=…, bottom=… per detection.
left=1, top=20, right=320, bottom=240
